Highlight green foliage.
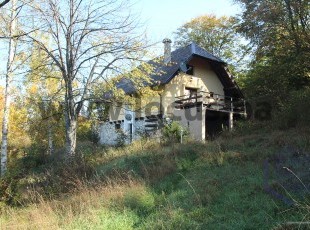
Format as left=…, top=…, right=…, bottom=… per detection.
left=24, top=43, right=65, bottom=151
left=236, top=0, right=309, bottom=59
left=0, top=148, right=46, bottom=205
left=174, top=14, right=250, bottom=73
left=67, top=208, right=139, bottom=230
left=90, top=57, right=161, bottom=117
left=0, top=87, right=32, bottom=149
left=275, top=88, right=310, bottom=128
left=162, top=121, right=189, bottom=143
left=115, top=129, right=128, bottom=147
left=123, top=187, right=155, bottom=216
left=0, top=148, right=95, bottom=206
left=235, top=0, right=310, bottom=112
left=77, top=117, right=99, bottom=144
left=0, top=127, right=309, bottom=229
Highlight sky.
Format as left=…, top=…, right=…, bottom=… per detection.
left=0, top=0, right=241, bottom=78
left=134, top=0, right=241, bottom=53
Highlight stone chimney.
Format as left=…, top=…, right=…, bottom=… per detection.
left=162, top=38, right=172, bottom=64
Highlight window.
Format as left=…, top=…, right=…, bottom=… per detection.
left=115, top=123, right=121, bottom=129
left=186, top=65, right=194, bottom=75
left=185, top=87, right=198, bottom=98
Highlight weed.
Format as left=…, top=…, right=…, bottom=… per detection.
left=0, top=127, right=309, bottom=229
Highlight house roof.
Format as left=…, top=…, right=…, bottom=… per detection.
left=116, top=42, right=243, bottom=98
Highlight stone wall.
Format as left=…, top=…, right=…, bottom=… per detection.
left=99, top=121, right=124, bottom=146
left=99, top=119, right=149, bottom=146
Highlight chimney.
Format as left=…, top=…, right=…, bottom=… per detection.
left=163, top=38, right=172, bottom=64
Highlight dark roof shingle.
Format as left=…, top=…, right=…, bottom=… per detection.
left=117, top=42, right=242, bottom=98
left=149, top=42, right=225, bottom=85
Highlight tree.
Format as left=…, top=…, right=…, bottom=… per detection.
left=1, top=0, right=17, bottom=176
left=235, top=0, right=310, bottom=106
left=173, top=14, right=250, bottom=72
left=25, top=44, right=65, bottom=154
left=0, top=0, right=10, bottom=8
left=27, top=0, right=151, bottom=155
left=0, top=87, right=31, bottom=151
left=236, top=0, right=309, bottom=58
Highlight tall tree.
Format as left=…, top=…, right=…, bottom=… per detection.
left=27, top=0, right=151, bottom=155
left=1, top=0, right=16, bottom=176
left=0, top=87, right=31, bottom=151
left=235, top=0, right=310, bottom=103
left=236, top=0, right=309, bottom=57
left=174, top=14, right=250, bottom=72
left=25, top=44, right=64, bottom=154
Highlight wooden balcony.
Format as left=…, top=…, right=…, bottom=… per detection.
left=174, top=91, right=246, bottom=115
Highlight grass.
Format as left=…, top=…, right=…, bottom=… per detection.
left=0, top=125, right=309, bottom=229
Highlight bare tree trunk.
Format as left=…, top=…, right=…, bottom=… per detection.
left=47, top=120, right=54, bottom=155
left=64, top=109, right=77, bottom=156
left=28, top=0, right=150, bottom=157
left=64, top=77, right=79, bottom=155
left=1, top=0, right=16, bottom=176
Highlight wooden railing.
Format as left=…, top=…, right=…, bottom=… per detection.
left=174, top=91, right=246, bottom=115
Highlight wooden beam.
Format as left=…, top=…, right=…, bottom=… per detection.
left=229, top=97, right=234, bottom=131
left=229, top=112, right=234, bottom=131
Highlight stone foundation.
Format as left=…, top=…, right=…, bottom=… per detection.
left=99, top=119, right=155, bottom=146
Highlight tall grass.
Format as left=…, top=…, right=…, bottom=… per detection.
left=0, top=127, right=309, bottom=229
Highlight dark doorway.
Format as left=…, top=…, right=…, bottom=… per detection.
left=205, top=110, right=228, bottom=139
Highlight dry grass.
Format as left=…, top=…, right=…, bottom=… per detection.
left=0, top=127, right=309, bottom=229
left=0, top=177, right=145, bottom=230
left=89, top=140, right=161, bottom=166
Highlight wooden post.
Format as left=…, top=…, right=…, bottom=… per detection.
left=180, top=128, right=183, bottom=144
left=229, top=97, right=234, bottom=131
left=243, top=99, right=247, bottom=119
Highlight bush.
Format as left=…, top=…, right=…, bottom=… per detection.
left=115, top=129, right=128, bottom=147
left=162, top=121, right=189, bottom=143
left=275, top=88, right=310, bottom=129
left=77, top=117, right=100, bottom=144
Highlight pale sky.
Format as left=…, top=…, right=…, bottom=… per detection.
left=135, top=0, right=241, bottom=52
left=0, top=0, right=241, bottom=78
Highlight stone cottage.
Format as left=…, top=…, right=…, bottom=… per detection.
left=99, top=39, right=246, bottom=145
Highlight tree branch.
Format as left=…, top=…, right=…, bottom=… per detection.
left=0, top=0, right=10, bottom=8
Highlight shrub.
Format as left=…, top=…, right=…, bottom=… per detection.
left=275, top=88, right=310, bottom=129
left=162, top=121, right=189, bottom=143
left=77, top=117, right=100, bottom=144
left=115, top=129, right=128, bottom=147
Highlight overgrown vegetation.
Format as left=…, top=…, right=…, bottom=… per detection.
left=162, top=121, right=189, bottom=143
left=0, top=0, right=309, bottom=229
left=235, top=0, right=310, bottom=112
left=0, top=125, right=308, bottom=229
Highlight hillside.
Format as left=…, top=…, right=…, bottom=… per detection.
left=0, top=123, right=309, bottom=229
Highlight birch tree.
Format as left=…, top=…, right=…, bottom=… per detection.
left=28, top=0, right=151, bottom=155
left=1, top=0, right=17, bottom=176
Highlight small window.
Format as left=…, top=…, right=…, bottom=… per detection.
left=115, top=123, right=121, bottom=129
left=186, top=65, right=194, bottom=75
left=185, top=87, right=198, bottom=98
